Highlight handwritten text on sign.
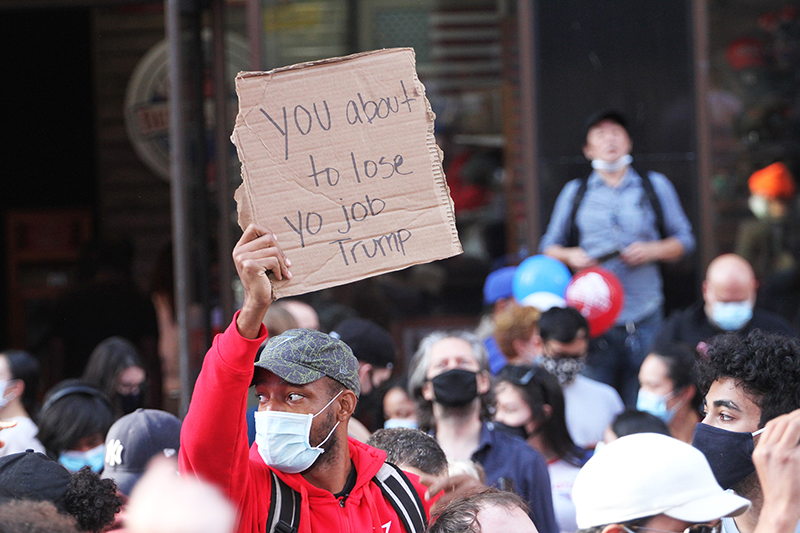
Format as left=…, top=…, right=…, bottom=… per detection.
left=233, top=48, right=461, bottom=298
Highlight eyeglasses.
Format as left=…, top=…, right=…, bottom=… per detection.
left=515, top=368, right=537, bottom=385
left=117, top=379, right=148, bottom=396
left=626, top=522, right=720, bottom=533
left=500, top=366, right=550, bottom=405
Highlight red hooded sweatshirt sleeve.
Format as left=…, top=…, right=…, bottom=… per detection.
left=179, top=314, right=431, bottom=533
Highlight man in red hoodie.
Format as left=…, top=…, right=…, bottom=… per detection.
left=179, top=224, right=432, bottom=533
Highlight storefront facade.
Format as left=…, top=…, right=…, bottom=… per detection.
left=2, top=0, right=795, bottom=411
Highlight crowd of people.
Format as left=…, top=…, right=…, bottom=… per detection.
left=2, top=108, right=800, bottom=533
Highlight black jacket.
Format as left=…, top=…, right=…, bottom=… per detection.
left=655, top=301, right=797, bottom=351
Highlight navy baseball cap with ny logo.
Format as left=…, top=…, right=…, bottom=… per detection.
left=255, top=328, right=361, bottom=397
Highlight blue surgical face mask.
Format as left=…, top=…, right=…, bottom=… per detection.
left=711, top=301, right=753, bottom=331
left=59, top=443, right=106, bottom=473
left=254, top=390, right=342, bottom=474
left=636, top=389, right=683, bottom=423
left=383, top=418, right=418, bottom=430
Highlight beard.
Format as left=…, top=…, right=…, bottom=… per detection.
left=309, top=408, right=340, bottom=469
left=732, top=470, right=761, bottom=502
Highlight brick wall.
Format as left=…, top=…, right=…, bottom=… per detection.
left=92, top=5, right=171, bottom=289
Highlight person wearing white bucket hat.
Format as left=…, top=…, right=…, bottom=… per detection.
left=572, top=433, right=750, bottom=533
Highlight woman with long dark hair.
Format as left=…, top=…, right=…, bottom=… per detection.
left=494, top=364, right=590, bottom=533
left=83, top=336, right=147, bottom=419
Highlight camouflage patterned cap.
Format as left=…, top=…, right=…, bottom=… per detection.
left=255, top=328, right=361, bottom=397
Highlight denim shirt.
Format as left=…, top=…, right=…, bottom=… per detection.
left=539, top=168, right=695, bottom=323
left=472, top=422, right=559, bottom=533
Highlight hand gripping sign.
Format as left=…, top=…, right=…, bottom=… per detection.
left=233, top=48, right=462, bottom=298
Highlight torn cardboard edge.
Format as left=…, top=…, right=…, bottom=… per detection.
left=235, top=47, right=416, bottom=80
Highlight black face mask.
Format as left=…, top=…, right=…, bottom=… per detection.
left=117, top=391, right=143, bottom=414
left=692, top=423, right=763, bottom=490
left=493, top=421, right=529, bottom=440
left=430, top=369, right=479, bottom=408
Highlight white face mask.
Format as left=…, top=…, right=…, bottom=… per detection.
left=748, top=195, right=769, bottom=219
left=0, top=380, right=14, bottom=410
left=254, top=390, right=342, bottom=474
left=591, top=154, right=632, bottom=173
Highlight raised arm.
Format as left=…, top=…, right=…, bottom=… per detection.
left=179, top=224, right=291, bottom=500
left=234, top=225, right=292, bottom=338
left=752, top=409, right=800, bottom=533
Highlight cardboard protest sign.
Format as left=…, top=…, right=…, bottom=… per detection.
left=232, top=48, right=462, bottom=298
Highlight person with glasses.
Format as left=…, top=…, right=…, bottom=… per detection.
left=538, top=306, right=624, bottom=449
left=82, top=336, right=148, bottom=419
left=495, top=364, right=591, bottom=533
left=693, top=330, right=800, bottom=533
left=573, top=432, right=750, bottom=533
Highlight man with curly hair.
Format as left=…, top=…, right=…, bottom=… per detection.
left=0, top=450, right=121, bottom=532
left=0, top=500, right=81, bottom=533
left=693, top=330, right=800, bottom=533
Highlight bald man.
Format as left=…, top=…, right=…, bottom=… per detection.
left=281, top=300, right=320, bottom=330
left=655, top=254, right=796, bottom=352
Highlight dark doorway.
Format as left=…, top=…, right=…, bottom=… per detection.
left=535, top=1, right=699, bottom=312
left=0, top=8, right=97, bottom=349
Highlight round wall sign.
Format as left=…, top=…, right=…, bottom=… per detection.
left=124, top=32, right=250, bottom=181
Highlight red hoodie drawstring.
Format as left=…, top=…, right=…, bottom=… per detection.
left=298, top=485, right=312, bottom=533
left=363, top=486, right=383, bottom=533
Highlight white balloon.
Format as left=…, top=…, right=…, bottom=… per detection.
left=520, top=292, right=567, bottom=311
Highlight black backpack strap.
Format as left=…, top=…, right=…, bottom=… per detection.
left=569, top=171, right=668, bottom=246
left=638, top=170, right=667, bottom=240
left=373, top=463, right=428, bottom=533
left=566, top=177, right=589, bottom=248
left=266, top=470, right=301, bottom=533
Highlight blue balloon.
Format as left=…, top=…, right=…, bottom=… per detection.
left=512, top=255, right=573, bottom=302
